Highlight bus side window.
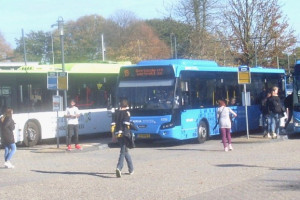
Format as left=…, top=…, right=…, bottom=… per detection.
left=180, top=81, right=191, bottom=107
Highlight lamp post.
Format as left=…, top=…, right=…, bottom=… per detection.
left=51, top=16, right=67, bottom=109
left=170, top=33, right=177, bottom=59
left=50, top=33, right=54, bottom=65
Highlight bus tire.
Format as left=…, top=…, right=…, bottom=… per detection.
left=23, top=121, right=40, bottom=147
left=197, top=120, right=208, bottom=143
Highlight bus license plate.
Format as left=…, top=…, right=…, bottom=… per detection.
left=137, top=134, right=150, bottom=139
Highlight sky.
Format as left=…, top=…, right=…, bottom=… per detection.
left=0, top=0, right=299, bottom=49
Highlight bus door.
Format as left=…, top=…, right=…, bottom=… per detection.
left=180, top=80, right=198, bottom=139
left=0, top=86, right=12, bottom=114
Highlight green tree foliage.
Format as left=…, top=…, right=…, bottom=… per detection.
left=63, top=15, right=107, bottom=62
left=15, top=31, right=52, bottom=63
left=146, top=18, right=192, bottom=58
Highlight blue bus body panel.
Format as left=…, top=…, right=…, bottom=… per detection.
left=293, top=111, right=300, bottom=132
left=131, top=105, right=261, bottom=140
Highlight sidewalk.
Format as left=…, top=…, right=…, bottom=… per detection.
left=32, top=136, right=112, bottom=153
left=32, top=129, right=292, bottom=153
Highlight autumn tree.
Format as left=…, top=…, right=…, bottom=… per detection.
left=170, top=0, right=221, bottom=59
left=107, top=11, right=170, bottom=63
left=63, top=15, right=107, bottom=62
left=146, top=18, right=192, bottom=59
left=221, top=0, right=297, bottom=67
left=0, top=31, right=14, bottom=61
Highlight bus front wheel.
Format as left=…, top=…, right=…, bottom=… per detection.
left=23, top=121, right=40, bottom=147
left=197, top=121, right=208, bottom=143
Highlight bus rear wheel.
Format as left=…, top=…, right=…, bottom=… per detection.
left=197, top=121, right=208, bottom=143
left=23, top=121, right=40, bottom=147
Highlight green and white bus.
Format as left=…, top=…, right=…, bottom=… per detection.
left=0, top=62, right=128, bottom=146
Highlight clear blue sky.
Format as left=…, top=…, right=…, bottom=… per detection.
left=0, top=0, right=299, bottom=48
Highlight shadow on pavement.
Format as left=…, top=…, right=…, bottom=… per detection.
left=31, top=169, right=117, bottom=179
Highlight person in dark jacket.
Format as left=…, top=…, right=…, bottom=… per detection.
left=267, top=87, right=284, bottom=139
left=1, top=108, right=16, bottom=168
left=260, top=91, right=271, bottom=138
left=284, top=92, right=293, bottom=129
left=111, top=99, right=134, bottom=178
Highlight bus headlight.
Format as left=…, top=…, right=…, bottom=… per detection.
left=161, top=122, right=175, bottom=129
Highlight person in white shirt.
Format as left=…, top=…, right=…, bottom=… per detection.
left=217, top=99, right=237, bottom=152
left=65, top=99, right=82, bottom=151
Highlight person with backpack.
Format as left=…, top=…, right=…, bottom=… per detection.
left=111, top=98, right=134, bottom=178
left=260, top=91, right=271, bottom=138
left=267, top=86, right=284, bottom=139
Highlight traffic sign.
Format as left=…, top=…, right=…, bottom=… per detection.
left=238, top=66, right=251, bottom=84
left=47, top=72, right=68, bottom=90
left=58, top=72, right=68, bottom=90
left=47, top=72, right=57, bottom=90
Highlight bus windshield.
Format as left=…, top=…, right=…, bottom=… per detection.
left=117, top=79, right=176, bottom=110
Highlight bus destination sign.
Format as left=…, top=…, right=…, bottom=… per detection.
left=120, top=66, right=174, bottom=80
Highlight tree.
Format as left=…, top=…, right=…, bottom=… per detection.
left=107, top=21, right=170, bottom=63
left=146, top=18, right=192, bottom=58
left=63, top=15, right=107, bottom=62
left=0, top=31, right=13, bottom=61
left=15, top=31, right=52, bottom=63
left=170, top=0, right=221, bottom=59
left=221, top=0, right=297, bottom=67
left=107, top=11, right=170, bottom=63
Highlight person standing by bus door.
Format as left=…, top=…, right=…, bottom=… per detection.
left=267, top=86, right=284, bottom=139
left=64, top=99, right=82, bottom=151
left=260, top=91, right=271, bottom=138
left=111, top=98, right=134, bottom=178
left=217, top=100, right=237, bottom=152
left=1, top=108, right=16, bottom=168
left=284, top=92, right=293, bottom=129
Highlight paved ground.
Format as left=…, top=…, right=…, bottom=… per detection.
left=0, top=130, right=299, bottom=200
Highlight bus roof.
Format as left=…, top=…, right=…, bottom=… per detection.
left=132, top=59, right=285, bottom=76
left=0, top=62, right=131, bottom=74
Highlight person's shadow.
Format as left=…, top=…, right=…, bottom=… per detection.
left=31, top=169, right=116, bottom=178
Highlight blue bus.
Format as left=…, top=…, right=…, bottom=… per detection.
left=291, top=60, right=300, bottom=133
left=115, top=59, right=286, bottom=143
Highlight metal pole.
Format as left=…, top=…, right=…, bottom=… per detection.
left=22, top=29, right=27, bottom=66
left=174, top=34, right=177, bottom=59
left=244, top=84, right=249, bottom=139
left=56, top=90, right=60, bottom=148
left=51, top=33, right=54, bottom=65
left=254, top=40, right=257, bottom=67
left=58, top=17, right=67, bottom=110
left=170, top=33, right=173, bottom=58
left=101, top=34, right=105, bottom=61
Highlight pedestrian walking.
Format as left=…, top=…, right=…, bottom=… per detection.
left=260, top=91, right=271, bottom=138
left=64, top=99, right=82, bottom=151
left=1, top=108, right=16, bottom=168
left=111, top=98, right=134, bottom=177
left=217, top=100, right=237, bottom=152
left=267, top=86, right=285, bottom=139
